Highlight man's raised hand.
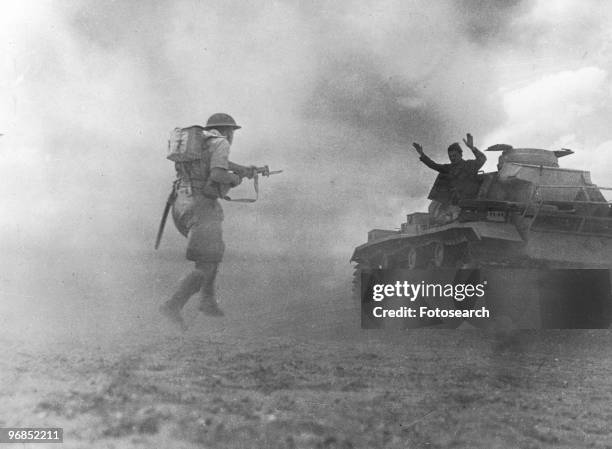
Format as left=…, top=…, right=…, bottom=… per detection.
left=412, top=142, right=424, bottom=156
left=463, top=133, right=474, bottom=150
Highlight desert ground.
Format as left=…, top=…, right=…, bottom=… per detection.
left=2, top=248, right=612, bottom=448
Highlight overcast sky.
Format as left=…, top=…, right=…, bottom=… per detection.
left=1, top=0, right=612, bottom=260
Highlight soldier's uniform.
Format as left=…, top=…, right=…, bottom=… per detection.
left=420, top=151, right=486, bottom=204
left=160, top=114, right=243, bottom=329
left=172, top=129, right=229, bottom=263
left=418, top=144, right=486, bottom=224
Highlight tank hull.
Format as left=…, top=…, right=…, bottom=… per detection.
left=352, top=222, right=612, bottom=329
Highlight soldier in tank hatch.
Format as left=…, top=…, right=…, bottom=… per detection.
left=412, top=133, right=486, bottom=224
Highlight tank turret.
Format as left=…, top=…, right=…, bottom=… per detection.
left=488, top=144, right=574, bottom=169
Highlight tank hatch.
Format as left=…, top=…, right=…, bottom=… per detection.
left=486, top=144, right=574, bottom=169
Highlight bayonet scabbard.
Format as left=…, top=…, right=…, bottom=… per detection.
left=155, top=184, right=178, bottom=250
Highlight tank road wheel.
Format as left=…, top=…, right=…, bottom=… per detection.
left=380, top=254, right=394, bottom=270
left=454, top=243, right=477, bottom=269
left=430, top=241, right=465, bottom=268
left=407, top=247, right=427, bottom=270
left=431, top=242, right=446, bottom=268
left=352, top=263, right=368, bottom=302
left=352, top=263, right=371, bottom=324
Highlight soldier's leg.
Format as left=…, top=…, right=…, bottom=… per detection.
left=160, top=269, right=205, bottom=330
left=185, top=199, right=225, bottom=317
left=164, top=269, right=205, bottom=310
left=196, top=261, right=224, bottom=316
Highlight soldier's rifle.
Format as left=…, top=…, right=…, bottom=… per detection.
left=222, top=163, right=282, bottom=202
left=228, top=162, right=282, bottom=178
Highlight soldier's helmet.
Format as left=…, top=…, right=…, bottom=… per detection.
left=203, top=113, right=241, bottom=130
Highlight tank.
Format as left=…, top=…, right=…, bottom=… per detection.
left=351, top=145, right=612, bottom=328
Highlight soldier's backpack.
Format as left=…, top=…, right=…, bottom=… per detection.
left=165, top=125, right=270, bottom=203
left=166, top=125, right=232, bottom=199
left=167, top=125, right=213, bottom=161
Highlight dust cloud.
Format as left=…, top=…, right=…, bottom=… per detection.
left=1, top=1, right=612, bottom=342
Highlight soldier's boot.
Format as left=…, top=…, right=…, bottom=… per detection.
left=160, top=270, right=205, bottom=330
left=196, top=262, right=224, bottom=317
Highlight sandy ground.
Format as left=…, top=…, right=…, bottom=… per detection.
left=2, top=249, right=612, bottom=448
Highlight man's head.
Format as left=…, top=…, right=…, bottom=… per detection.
left=203, top=113, right=241, bottom=144
left=447, top=142, right=463, bottom=163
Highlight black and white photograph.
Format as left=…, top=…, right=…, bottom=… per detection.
left=1, top=1, right=612, bottom=447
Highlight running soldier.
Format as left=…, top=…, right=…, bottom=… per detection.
left=160, top=113, right=255, bottom=330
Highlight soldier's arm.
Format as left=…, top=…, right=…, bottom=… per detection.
left=419, top=154, right=449, bottom=173
left=470, top=146, right=486, bottom=169
left=228, top=161, right=256, bottom=179
left=463, top=133, right=487, bottom=169
left=413, top=142, right=449, bottom=173
left=210, top=168, right=241, bottom=187
left=209, top=138, right=241, bottom=186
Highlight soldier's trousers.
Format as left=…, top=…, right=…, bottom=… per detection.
left=172, top=187, right=225, bottom=263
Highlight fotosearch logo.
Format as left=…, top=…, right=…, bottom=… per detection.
left=371, top=280, right=487, bottom=302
